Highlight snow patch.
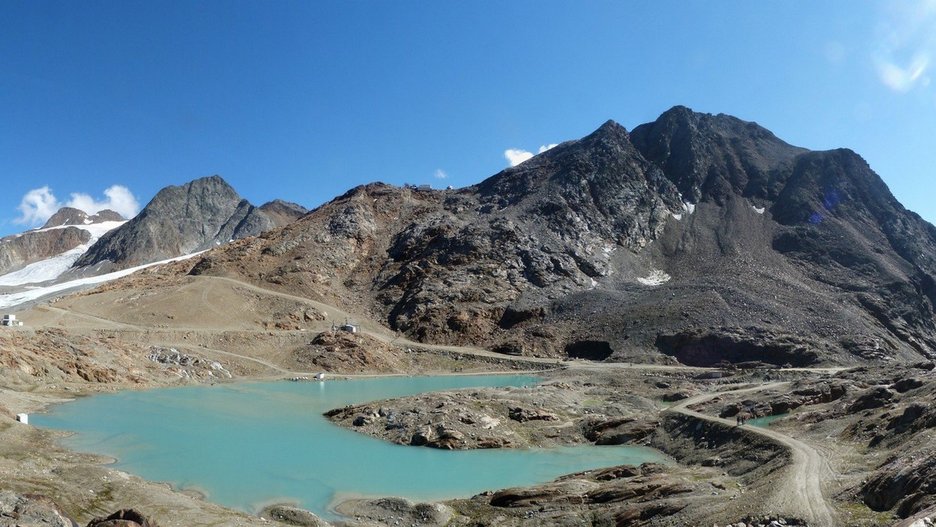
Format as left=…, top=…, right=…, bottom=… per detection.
left=0, top=245, right=89, bottom=286
left=637, top=269, right=671, bottom=286
left=671, top=213, right=683, bottom=221
left=0, top=221, right=126, bottom=287
left=0, top=252, right=205, bottom=310
left=30, top=220, right=125, bottom=239
left=752, top=205, right=765, bottom=215
left=682, top=202, right=696, bottom=215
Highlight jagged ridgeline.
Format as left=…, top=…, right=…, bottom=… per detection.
left=168, top=107, right=936, bottom=366
left=73, top=176, right=307, bottom=273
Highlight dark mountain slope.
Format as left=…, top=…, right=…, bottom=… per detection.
left=630, top=105, right=807, bottom=205
left=74, top=176, right=301, bottom=271
left=178, top=107, right=936, bottom=366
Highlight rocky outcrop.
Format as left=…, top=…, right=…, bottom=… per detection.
left=292, top=331, right=401, bottom=374
left=0, top=491, right=77, bottom=527
left=848, top=387, right=895, bottom=412
left=656, top=328, right=819, bottom=367
left=333, top=497, right=451, bottom=527
left=256, top=199, right=308, bottom=228
left=74, top=176, right=289, bottom=271
left=42, top=207, right=124, bottom=229
left=471, top=463, right=701, bottom=527
left=583, top=417, right=659, bottom=445
left=862, top=451, right=936, bottom=518
left=86, top=509, right=158, bottom=527
left=0, top=492, right=160, bottom=527
left=258, top=504, right=330, bottom=526
left=651, top=413, right=790, bottom=478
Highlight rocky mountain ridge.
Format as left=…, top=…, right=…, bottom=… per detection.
left=73, top=175, right=307, bottom=272
left=41, top=207, right=125, bottom=229
left=93, top=107, right=936, bottom=366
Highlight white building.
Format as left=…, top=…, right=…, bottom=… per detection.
left=1, top=315, right=23, bottom=327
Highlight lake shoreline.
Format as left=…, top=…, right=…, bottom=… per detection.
left=3, top=363, right=684, bottom=526
left=35, top=373, right=672, bottom=522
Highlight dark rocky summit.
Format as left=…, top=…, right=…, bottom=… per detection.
left=42, top=207, right=125, bottom=229
left=177, top=107, right=936, bottom=366
left=74, top=176, right=303, bottom=271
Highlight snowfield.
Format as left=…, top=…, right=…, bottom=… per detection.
left=0, top=252, right=204, bottom=310
left=0, top=221, right=126, bottom=287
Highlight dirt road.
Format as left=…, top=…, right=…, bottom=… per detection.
left=667, top=384, right=838, bottom=526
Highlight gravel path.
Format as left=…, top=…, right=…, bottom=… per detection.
left=667, top=383, right=838, bottom=526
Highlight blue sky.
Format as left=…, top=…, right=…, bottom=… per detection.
left=2, top=1, right=935, bottom=235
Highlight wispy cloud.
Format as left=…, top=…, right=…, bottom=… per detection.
left=15, top=185, right=141, bottom=227
left=433, top=169, right=448, bottom=180
left=873, top=0, right=936, bottom=93
left=504, top=149, right=534, bottom=167
left=15, top=187, right=60, bottom=226
left=504, top=143, right=558, bottom=167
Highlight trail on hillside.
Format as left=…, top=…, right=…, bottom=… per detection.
left=667, top=384, right=838, bottom=527
left=34, top=275, right=847, bottom=378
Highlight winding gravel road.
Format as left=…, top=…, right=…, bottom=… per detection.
left=667, top=384, right=838, bottom=527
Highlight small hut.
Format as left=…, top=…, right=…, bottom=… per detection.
left=1, top=314, right=23, bottom=327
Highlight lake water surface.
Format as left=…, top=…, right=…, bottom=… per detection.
left=747, top=413, right=788, bottom=428
left=34, top=375, right=666, bottom=519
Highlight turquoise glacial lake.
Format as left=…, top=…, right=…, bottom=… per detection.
left=34, top=375, right=666, bottom=519
left=747, top=413, right=788, bottom=428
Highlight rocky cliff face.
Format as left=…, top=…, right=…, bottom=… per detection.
left=74, top=176, right=303, bottom=271
left=180, top=107, right=936, bottom=366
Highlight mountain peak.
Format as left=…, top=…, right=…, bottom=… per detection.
left=630, top=107, right=804, bottom=203
left=71, top=175, right=302, bottom=271
left=41, top=207, right=90, bottom=229
left=581, top=119, right=630, bottom=146
left=41, top=207, right=126, bottom=229
left=596, top=119, right=626, bottom=133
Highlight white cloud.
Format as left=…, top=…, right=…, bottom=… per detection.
left=15, top=186, right=60, bottom=226
left=433, top=169, right=448, bottom=180
left=504, top=143, right=558, bottom=167
left=538, top=144, right=558, bottom=153
left=505, top=148, right=534, bottom=167
left=875, top=54, right=929, bottom=92
left=14, top=185, right=141, bottom=227
left=873, top=1, right=936, bottom=93
left=66, top=185, right=140, bottom=219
